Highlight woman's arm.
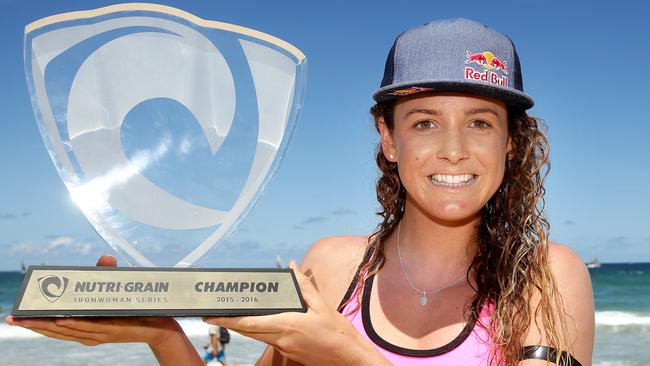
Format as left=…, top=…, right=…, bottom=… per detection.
left=150, top=321, right=204, bottom=366
left=519, top=243, right=595, bottom=366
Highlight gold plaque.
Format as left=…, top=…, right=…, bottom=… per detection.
left=13, top=266, right=306, bottom=317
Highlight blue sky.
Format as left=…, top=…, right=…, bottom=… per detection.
left=1, top=0, right=649, bottom=270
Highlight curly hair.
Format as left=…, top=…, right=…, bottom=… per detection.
left=340, top=98, right=571, bottom=365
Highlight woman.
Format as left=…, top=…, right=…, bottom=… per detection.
left=7, top=18, right=594, bottom=365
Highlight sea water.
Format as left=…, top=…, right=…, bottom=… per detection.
left=0, top=263, right=648, bottom=365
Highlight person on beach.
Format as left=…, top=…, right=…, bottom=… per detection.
left=203, top=325, right=229, bottom=366
left=6, top=18, right=595, bottom=366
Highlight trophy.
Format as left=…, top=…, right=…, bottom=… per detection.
left=12, top=4, right=307, bottom=317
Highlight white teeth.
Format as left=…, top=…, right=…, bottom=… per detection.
left=430, top=174, right=476, bottom=187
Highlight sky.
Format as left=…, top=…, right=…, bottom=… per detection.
left=0, top=0, right=649, bottom=271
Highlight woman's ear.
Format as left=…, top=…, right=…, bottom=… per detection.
left=506, top=136, right=514, bottom=160
left=378, top=116, right=397, bottom=162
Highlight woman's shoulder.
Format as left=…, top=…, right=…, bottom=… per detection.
left=521, top=241, right=595, bottom=365
left=546, top=241, right=595, bottom=323
left=545, top=241, right=594, bottom=327
left=298, top=235, right=368, bottom=310
left=546, top=241, right=592, bottom=284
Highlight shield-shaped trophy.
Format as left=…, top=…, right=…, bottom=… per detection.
left=13, top=4, right=307, bottom=317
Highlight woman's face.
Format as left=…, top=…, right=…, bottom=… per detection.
left=378, top=92, right=511, bottom=223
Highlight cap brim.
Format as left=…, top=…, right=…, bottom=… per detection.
left=373, top=81, right=534, bottom=110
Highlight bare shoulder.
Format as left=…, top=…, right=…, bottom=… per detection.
left=299, top=235, right=368, bottom=310
left=546, top=242, right=595, bottom=336
left=547, top=242, right=591, bottom=283
left=521, top=241, right=595, bottom=365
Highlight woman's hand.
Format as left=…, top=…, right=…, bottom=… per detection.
left=5, top=255, right=182, bottom=349
left=204, top=261, right=390, bottom=366
left=5, top=311, right=180, bottom=347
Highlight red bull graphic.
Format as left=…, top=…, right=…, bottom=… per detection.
left=464, top=50, right=508, bottom=87
left=388, top=86, right=434, bottom=97
left=465, top=50, right=508, bottom=74
left=489, top=56, right=507, bottom=73
left=465, top=50, right=489, bottom=67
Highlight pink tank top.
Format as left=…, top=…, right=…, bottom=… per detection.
left=338, top=273, right=494, bottom=365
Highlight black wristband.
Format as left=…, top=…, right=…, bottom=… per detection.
left=521, top=345, right=582, bottom=366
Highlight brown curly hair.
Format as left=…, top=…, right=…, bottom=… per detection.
left=340, top=98, right=571, bottom=365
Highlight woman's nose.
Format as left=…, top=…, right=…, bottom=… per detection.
left=436, top=128, right=470, bottom=164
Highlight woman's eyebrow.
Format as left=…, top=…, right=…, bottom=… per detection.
left=464, top=107, right=500, bottom=117
left=404, top=108, right=442, bottom=118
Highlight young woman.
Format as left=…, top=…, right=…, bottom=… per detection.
left=7, top=18, right=594, bottom=366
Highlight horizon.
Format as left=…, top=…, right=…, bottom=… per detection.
left=2, top=264, right=649, bottom=274
left=2, top=260, right=649, bottom=273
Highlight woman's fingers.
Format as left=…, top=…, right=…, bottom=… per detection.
left=26, top=327, right=101, bottom=345
left=224, top=327, right=282, bottom=345
left=8, top=317, right=107, bottom=344
left=203, top=318, right=292, bottom=352
left=288, top=261, right=324, bottom=312
left=37, top=324, right=104, bottom=341
left=204, top=315, right=285, bottom=334
left=54, top=317, right=118, bottom=334
left=10, top=317, right=102, bottom=337
left=9, top=317, right=130, bottom=342
left=6, top=317, right=59, bottom=330
left=10, top=314, right=176, bottom=346
left=96, top=254, right=117, bottom=267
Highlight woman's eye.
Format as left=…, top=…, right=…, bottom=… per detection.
left=470, top=119, right=491, bottom=128
left=415, top=120, right=435, bottom=129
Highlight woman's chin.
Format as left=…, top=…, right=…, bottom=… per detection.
left=426, top=203, right=482, bottom=225
left=406, top=194, right=484, bottom=224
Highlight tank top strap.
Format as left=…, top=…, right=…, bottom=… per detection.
left=337, top=239, right=379, bottom=312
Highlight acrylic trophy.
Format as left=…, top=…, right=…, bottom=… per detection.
left=12, top=4, right=307, bottom=317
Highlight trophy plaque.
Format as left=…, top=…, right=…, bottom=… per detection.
left=13, top=3, right=307, bottom=317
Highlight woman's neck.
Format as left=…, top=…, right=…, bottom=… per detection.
left=385, top=199, right=481, bottom=278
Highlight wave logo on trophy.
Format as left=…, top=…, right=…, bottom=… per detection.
left=13, top=4, right=307, bottom=317
left=38, top=275, right=69, bottom=303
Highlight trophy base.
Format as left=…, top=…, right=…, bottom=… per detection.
left=12, top=266, right=306, bottom=317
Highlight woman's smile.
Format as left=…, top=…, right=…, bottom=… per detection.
left=429, top=173, right=477, bottom=187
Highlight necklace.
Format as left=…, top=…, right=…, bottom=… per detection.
left=396, top=222, right=467, bottom=306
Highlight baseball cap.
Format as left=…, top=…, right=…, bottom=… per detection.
left=373, top=18, right=534, bottom=110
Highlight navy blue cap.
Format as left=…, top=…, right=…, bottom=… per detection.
left=373, top=18, right=534, bottom=109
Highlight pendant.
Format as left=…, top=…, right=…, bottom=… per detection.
left=419, top=294, right=428, bottom=306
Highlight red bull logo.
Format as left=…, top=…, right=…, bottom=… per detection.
left=465, top=50, right=508, bottom=74
left=464, top=50, right=508, bottom=87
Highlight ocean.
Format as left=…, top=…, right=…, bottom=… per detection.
left=1, top=263, right=648, bottom=365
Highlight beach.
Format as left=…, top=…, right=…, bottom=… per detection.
left=0, top=318, right=266, bottom=366
left=1, top=263, right=649, bottom=365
